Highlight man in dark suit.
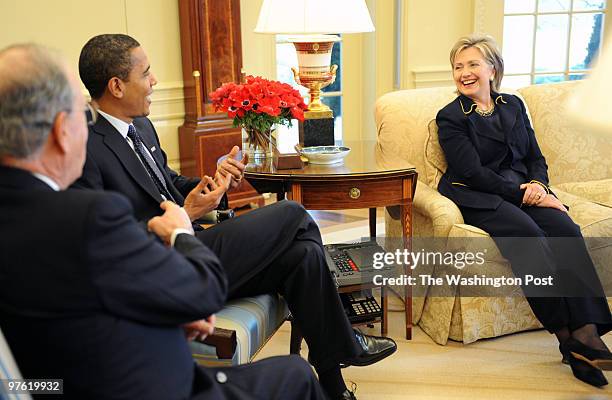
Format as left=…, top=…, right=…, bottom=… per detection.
left=0, top=43, right=326, bottom=399
left=72, top=34, right=396, bottom=400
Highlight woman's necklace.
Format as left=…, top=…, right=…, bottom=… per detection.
left=475, top=102, right=495, bottom=117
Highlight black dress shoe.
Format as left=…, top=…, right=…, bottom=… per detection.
left=562, top=337, right=612, bottom=370
left=336, top=389, right=357, bottom=400
left=341, top=330, right=397, bottom=367
left=566, top=353, right=608, bottom=387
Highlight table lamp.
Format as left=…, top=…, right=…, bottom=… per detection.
left=255, top=0, right=374, bottom=147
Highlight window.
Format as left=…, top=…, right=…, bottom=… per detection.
left=275, top=35, right=343, bottom=141
left=502, top=0, right=607, bottom=88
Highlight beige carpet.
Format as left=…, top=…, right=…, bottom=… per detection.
left=253, top=208, right=612, bottom=400
left=255, top=296, right=612, bottom=400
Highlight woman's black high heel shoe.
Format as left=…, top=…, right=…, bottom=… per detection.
left=563, top=337, right=612, bottom=371
left=560, top=340, right=609, bottom=387
left=567, top=354, right=608, bottom=387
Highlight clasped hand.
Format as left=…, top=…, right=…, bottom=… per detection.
left=520, top=182, right=567, bottom=213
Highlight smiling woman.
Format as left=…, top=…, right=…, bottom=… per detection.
left=432, top=33, right=612, bottom=388
left=449, top=35, right=504, bottom=112
left=451, top=47, right=496, bottom=112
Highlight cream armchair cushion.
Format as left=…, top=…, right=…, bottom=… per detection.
left=376, top=86, right=457, bottom=189
left=518, top=83, right=612, bottom=185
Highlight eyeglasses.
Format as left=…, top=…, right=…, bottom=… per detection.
left=31, top=104, right=98, bottom=129
left=85, top=103, right=98, bottom=127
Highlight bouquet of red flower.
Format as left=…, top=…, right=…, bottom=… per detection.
left=210, top=75, right=307, bottom=153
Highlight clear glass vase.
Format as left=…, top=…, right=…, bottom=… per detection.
left=242, top=126, right=274, bottom=162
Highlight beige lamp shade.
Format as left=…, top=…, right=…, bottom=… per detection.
left=254, top=0, right=374, bottom=34
left=566, top=34, right=612, bottom=136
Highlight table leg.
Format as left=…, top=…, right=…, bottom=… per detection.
left=381, top=286, right=388, bottom=335
left=404, top=274, right=412, bottom=340
left=288, top=183, right=302, bottom=203
left=402, top=179, right=413, bottom=340
left=369, top=207, right=376, bottom=238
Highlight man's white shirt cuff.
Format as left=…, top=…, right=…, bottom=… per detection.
left=170, top=228, right=194, bottom=247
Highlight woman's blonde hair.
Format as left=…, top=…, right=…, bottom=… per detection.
left=449, top=34, right=504, bottom=92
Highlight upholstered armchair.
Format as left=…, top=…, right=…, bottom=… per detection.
left=0, top=328, right=32, bottom=400
left=189, top=210, right=292, bottom=366
left=190, top=294, right=290, bottom=365
left=375, top=81, right=612, bottom=345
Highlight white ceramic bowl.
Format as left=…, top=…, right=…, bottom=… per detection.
left=299, top=146, right=351, bottom=165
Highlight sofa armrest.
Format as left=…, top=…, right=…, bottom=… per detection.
left=413, top=181, right=464, bottom=237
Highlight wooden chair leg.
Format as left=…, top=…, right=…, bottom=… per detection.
left=289, top=318, right=303, bottom=354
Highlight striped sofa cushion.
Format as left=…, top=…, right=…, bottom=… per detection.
left=0, top=329, right=31, bottom=400
left=190, top=294, right=289, bottom=366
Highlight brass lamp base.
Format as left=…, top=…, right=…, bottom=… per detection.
left=289, top=35, right=339, bottom=147
left=304, top=109, right=332, bottom=119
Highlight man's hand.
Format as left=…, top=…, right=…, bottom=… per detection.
left=217, top=146, right=247, bottom=189
left=183, top=175, right=228, bottom=221
left=147, top=201, right=194, bottom=245
left=214, top=170, right=232, bottom=192
left=534, top=193, right=569, bottom=213
left=520, top=182, right=548, bottom=206
left=183, top=315, right=216, bottom=341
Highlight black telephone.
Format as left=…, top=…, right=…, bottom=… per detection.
left=324, top=240, right=391, bottom=287
left=340, top=290, right=382, bottom=324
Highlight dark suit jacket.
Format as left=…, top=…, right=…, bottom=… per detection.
left=435, top=92, right=550, bottom=209
left=0, top=166, right=228, bottom=399
left=72, top=115, right=201, bottom=222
